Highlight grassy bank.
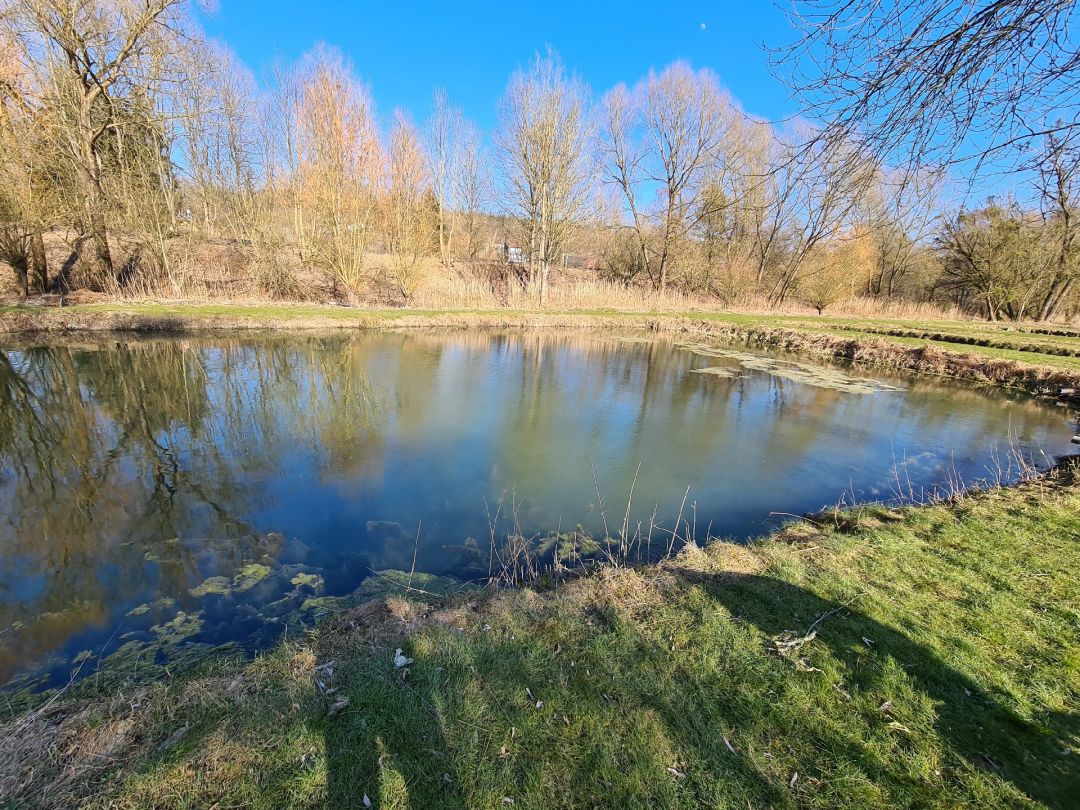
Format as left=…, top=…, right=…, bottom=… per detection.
left=3, top=302, right=1080, bottom=398
left=3, top=470, right=1078, bottom=808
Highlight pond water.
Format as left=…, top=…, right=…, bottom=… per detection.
left=0, top=330, right=1075, bottom=690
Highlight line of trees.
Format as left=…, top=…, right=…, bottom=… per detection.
left=1, top=0, right=1078, bottom=320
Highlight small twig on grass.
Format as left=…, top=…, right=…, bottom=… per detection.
left=806, top=594, right=863, bottom=636
left=771, top=594, right=863, bottom=659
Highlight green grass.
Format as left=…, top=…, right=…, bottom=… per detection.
left=4, top=301, right=1079, bottom=371
left=7, top=476, right=1078, bottom=808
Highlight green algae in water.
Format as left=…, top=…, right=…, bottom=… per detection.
left=188, top=565, right=273, bottom=598
left=679, top=344, right=902, bottom=394
left=356, top=569, right=472, bottom=599
left=741, top=356, right=902, bottom=394
left=534, top=532, right=603, bottom=562
left=233, top=563, right=272, bottom=592
left=300, top=595, right=357, bottom=616
left=290, top=573, right=324, bottom=589
left=677, top=341, right=736, bottom=358
left=190, top=576, right=231, bottom=597
left=126, top=596, right=176, bottom=617
left=151, top=611, right=204, bottom=644
left=690, top=366, right=741, bottom=379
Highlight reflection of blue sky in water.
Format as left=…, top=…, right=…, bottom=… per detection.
left=0, top=331, right=1074, bottom=690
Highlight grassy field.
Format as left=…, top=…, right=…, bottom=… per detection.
left=3, top=470, right=1078, bottom=808
left=3, top=301, right=1080, bottom=372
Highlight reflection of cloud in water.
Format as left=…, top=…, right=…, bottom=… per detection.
left=891, top=450, right=938, bottom=469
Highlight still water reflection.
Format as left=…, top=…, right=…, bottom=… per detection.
left=0, top=331, right=1073, bottom=689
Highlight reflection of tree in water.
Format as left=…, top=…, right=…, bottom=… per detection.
left=0, top=336, right=386, bottom=685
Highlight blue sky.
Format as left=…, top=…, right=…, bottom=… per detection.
left=198, top=1, right=801, bottom=131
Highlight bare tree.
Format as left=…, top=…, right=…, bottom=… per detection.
left=798, top=225, right=876, bottom=314
left=1037, top=129, right=1080, bottom=320
left=385, top=111, right=432, bottom=301
left=0, top=20, right=62, bottom=295
left=720, top=118, right=782, bottom=289
left=600, top=62, right=731, bottom=292
left=427, top=89, right=461, bottom=269
left=8, top=0, right=188, bottom=280
left=453, top=117, right=492, bottom=261
left=176, top=42, right=259, bottom=239
left=772, top=0, right=1080, bottom=175
left=496, top=51, right=594, bottom=304
left=691, top=115, right=778, bottom=299
left=275, top=45, right=383, bottom=300
left=762, top=127, right=876, bottom=304
left=861, top=167, right=941, bottom=299
left=175, top=40, right=299, bottom=297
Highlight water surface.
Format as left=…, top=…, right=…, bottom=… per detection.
left=0, top=330, right=1073, bottom=689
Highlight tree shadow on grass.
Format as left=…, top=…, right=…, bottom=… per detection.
left=61, top=559, right=1077, bottom=810
left=313, top=567, right=1080, bottom=808
left=316, top=604, right=468, bottom=809
left=667, top=568, right=1079, bottom=808
left=313, top=599, right=791, bottom=808
left=315, top=595, right=798, bottom=809
left=100, top=568, right=1076, bottom=808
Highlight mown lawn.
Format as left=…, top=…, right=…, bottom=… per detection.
left=5, top=472, right=1078, bottom=808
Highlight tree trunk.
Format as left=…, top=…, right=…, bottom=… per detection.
left=1039, top=277, right=1073, bottom=322
left=78, top=144, right=114, bottom=282
left=87, top=203, right=114, bottom=282
left=13, top=254, right=29, bottom=299
left=29, top=229, right=48, bottom=293
left=76, top=101, right=115, bottom=282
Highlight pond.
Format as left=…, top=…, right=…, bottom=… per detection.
left=0, top=330, right=1075, bottom=691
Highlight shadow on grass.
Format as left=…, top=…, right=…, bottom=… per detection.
left=315, top=571, right=1078, bottom=808
left=309, top=586, right=799, bottom=809
left=668, top=569, right=1079, bottom=808
left=318, top=651, right=468, bottom=809
left=83, top=569, right=1076, bottom=808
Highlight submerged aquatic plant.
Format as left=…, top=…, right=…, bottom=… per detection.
left=150, top=611, right=204, bottom=645
left=678, top=343, right=902, bottom=394
left=290, top=573, right=324, bottom=589
left=233, top=564, right=272, bottom=592
left=189, top=576, right=231, bottom=598
left=689, top=366, right=740, bottom=378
